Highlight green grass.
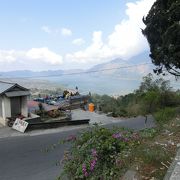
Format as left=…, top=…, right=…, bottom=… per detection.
left=154, top=107, right=177, bottom=125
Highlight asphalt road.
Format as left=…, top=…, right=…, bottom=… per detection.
left=0, top=116, right=155, bottom=180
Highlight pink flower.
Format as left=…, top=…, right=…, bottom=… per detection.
left=90, top=159, right=97, bottom=171
left=84, top=172, right=88, bottom=177
left=112, top=133, right=122, bottom=139
left=82, top=149, right=98, bottom=176
left=91, top=149, right=97, bottom=157
left=82, top=163, right=88, bottom=177
left=123, top=137, right=129, bottom=142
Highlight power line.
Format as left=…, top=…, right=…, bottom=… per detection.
left=1, top=62, right=152, bottom=79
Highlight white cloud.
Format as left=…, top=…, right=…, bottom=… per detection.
left=66, top=31, right=105, bottom=63
left=0, top=50, right=17, bottom=63
left=41, top=26, right=72, bottom=37
left=72, top=38, right=85, bottom=46
left=41, top=26, right=52, bottom=34
left=0, top=48, right=63, bottom=71
left=26, top=47, right=63, bottom=65
left=61, top=28, right=72, bottom=36
left=66, top=0, right=156, bottom=65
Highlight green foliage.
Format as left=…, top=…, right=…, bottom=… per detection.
left=60, top=126, right=140, bottom=179
left=126, top=103, right=143, bottom=117
left=139, top=128, right=157, bottom=139
left=139, top=73, right=172, bottom=93
left=92, top=74, right=179, bottom=119
left=142, top=90, right=160, bottom=113
left=118, top=93, right=137, bottom=107
left=112, top=107, right=128, bottom=117
left=142, top=0, right=180, bottom=76
left=135, top=145, right=171, bottom=165
left=92, top=94, right=118, bottom=113
left=154, top=107, right=177, bottom=125
left=92, top=93, right=138, bottom=117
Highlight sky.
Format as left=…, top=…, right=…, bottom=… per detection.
left=0, top=0, right=156, bottom=71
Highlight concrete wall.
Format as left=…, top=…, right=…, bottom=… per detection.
left=0, top=97, right=4, bottom=125
left=0, top=95, right=11, bottom=126
left=0, top=97, right=2, bottom=117
left=0, top=95, right=28, bottom=126
left=21, top=96, right=28, bottom=117
left=3, top=96, right=11, bottom=118
left=0, top=117, right=5, bottom=126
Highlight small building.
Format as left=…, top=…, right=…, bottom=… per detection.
left=0, top=81, right=30, bottom=126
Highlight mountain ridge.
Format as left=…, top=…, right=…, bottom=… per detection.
left=0, top=51, right=150, bottom=78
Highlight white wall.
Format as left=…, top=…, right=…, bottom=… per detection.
left=0, top=97, right=2, bottom=117
left=0, top=117, right=5, bottom=126
left=3, top=96, right=11, bottom=118
left=0, top=95, right=11, bottom=126
left=0, top=95, right=28, bottom=126
left=0, top=96, right=4, bottom=125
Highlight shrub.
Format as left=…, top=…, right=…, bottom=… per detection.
left=154, top=107, right=177, bottom=125
left=126, top=103, right=143, bottom=117
left=60, top=126, right=140, bottom=179
left=112, top=107, right=128, bottom=117
left=139, top=128, right=157, bottom=139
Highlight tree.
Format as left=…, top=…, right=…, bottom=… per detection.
left=143, top=90, right=160, bottom=113
left=138, top=73, right=175, bottom=109
left=139, top=73, right=171, bottom=93
left=142, top=0, right=180, bottom=76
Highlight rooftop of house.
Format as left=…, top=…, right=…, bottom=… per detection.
left=0, top=81, right=15, bottom=94
left=0, top=81, right=29, bottom=95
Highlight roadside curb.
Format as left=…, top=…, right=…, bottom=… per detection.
left=164, top=148, right=180, bottom=180
left=0, top=114, right=155, bottom=139
left=0, top=125, right=89, bottom=139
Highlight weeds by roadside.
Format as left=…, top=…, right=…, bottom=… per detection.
left=58, top=112, right=180, bottom=180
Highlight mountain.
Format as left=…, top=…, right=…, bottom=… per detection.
left=0, top=51, right=153, bottom=95
left=0, top=70, right=64, bottom=78
left=0, top=51, right=151, bottom=78
left=87, top=51, right=152, bottom=78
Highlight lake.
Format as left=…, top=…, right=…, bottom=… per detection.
left=43, top=74, right=141, bottom=95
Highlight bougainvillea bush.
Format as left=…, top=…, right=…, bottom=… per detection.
left=59, top=126, right=141, bottom=179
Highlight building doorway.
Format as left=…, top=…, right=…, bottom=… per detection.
left=11, top=97, right=21, bottom=116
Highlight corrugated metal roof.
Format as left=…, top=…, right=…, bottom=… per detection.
left=0, top=81, right=15, bottom=94
left=0, top=81, right=29, bottom=95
